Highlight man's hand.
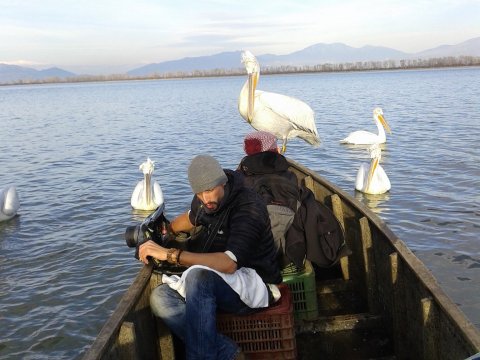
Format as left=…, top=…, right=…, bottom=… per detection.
left=138, top=240, right=167, bottom=264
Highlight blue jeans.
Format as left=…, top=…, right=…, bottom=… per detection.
left=150, top=268, right=257, bottom=360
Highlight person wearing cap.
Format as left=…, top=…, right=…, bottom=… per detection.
left=238, top=131, right=350, bottom=273
left=238, top=130, right=299, bottom=208
left=139, top=154, right=281, bottom=359
left=237, top=131, right=304, bottom=268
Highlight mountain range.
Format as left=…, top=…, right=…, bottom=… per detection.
left=1, top=37, right=479, bottom=83
left=0, top=64, right=75, bottom=83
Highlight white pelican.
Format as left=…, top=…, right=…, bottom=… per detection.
left=238, top=50, right=320, bottom=153
left=131, top=158, right=164, bottom=211
left=355, top=144, right=391, bottom=194
left=0, top=186, right=20, bottom=222
left=340, top=107, right=391, bottom=145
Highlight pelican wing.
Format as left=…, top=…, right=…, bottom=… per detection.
left=256, top=91, right=319, bottom=142
left=130, top=180, right=145, bottom=209
left=340, top=130, right=382, bottom=145
left=355, top=163, right=370, bottom=192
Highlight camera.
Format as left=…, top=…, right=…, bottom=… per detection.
left=125, top=204, right=170, bottom=259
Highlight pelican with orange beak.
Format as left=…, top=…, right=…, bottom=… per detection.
left=341, top=107, right=391, bottom=145
left=355, top=144, right=391, bottom=194
left=238, top=50, right=320, bottom=153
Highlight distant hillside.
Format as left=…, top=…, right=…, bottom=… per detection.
left=127, top=44, right=410, bottom=76
left=260, top=43, right=409, bottom=66
left=2, top=37, right=479, bottom=84
left=413, top=37, right=480, bottom=58
left=0, top=64, right=75, bottom=84
left=128, top=51, right=244, bottom=76
left=38, top=67, right=76, bottom=78
left=127, top=37, right=480, bottom=76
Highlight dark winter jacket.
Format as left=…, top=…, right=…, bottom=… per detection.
left=239, top=152, right=346, bottom=268
left=188, top=169, right=282, bottom=284
left=238, top=152, right=305, bottom=266
left=287, top=186, right=347, bottom=268
left=238, top=152, right=299, bottom=211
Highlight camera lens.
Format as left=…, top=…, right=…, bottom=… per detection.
left=125, top=225, right=142, bottom=247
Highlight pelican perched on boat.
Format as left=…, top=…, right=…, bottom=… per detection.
left=238, top=50, right=320, bottom=153
left=355, top=144, right=391, bottom=194
left=131, top=158, right=164, bottom=211
left=0, top=186, right=20, bottom=222
left=340, top=107, right=391, bottom=145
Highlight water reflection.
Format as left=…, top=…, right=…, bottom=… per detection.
left=0, top=216, right=22, bottom=246
left=130, top=208, right=156, bottom=222
left=340, top=142, right=388, bottom=152
left=354, top=191, right=391, bottom=214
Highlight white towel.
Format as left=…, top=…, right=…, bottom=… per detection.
left=162, top=265, right=270, bottom=308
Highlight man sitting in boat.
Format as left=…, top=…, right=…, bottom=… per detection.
left=138, top=154, right=282, bottom=359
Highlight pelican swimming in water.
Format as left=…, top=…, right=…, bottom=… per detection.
left=340, top=107, right=391, bottom=145
left=355, top=144, right=391, bottom=195
left=131, top=158, right=164, bottom=211
left=0, top=186, right=20, bottom=221
left=238, top=50, right=320, bottom=153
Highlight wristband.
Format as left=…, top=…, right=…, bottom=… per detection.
left=176, top=250, right=183, bottom=265
left=166, top=248, right=176, bottom=264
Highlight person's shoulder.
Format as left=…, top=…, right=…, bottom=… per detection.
left=242, top=187, right=269, bottom=211
left=238, top=156, right=248, bottom=168
left=225, top=168, right=245, bottom=187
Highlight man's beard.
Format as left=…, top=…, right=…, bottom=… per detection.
left=203, top=201, right=219, bottom=213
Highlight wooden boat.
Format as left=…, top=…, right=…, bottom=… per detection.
left=82, top=159, right=480, bottom=360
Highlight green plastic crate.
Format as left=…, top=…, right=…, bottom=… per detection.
left=282, top=260, right=318, bottom=320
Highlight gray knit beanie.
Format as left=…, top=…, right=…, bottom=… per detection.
left=188, top=155, right=228, bottom=194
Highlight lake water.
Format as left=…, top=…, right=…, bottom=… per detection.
left=0, top=67, right=479, bottom=359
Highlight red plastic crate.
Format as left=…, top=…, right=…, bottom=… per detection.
left=217, top=284, right=297, bottom=359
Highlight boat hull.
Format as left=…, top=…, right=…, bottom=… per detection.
left=82, top=159, right=480, bottom=359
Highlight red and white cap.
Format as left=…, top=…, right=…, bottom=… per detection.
left=243, top=131, right=278, bottom=155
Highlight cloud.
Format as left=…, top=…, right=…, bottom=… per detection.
left=0, top=0, right=478, bottom=72
left=0, top=59, right=46, bottom=68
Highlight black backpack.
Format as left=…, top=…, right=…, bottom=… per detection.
left=239, top=153, right=347, bottom=269
left=288, top=186, right=347, bottom=268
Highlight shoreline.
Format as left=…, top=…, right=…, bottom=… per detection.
left=2, top=59, right=480, bottom=87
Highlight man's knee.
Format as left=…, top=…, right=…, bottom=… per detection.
left=184, top=268, right=218, bottom=296
left=150, top=284, right=183, bottom=318
left=185, top=267, right=215, bottom=284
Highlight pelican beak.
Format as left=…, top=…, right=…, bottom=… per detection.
left=366, top=157, right=378, bottom=192
left=247, top=72, right=257, bottom=122
left=378, top=114, right=392, bottom=134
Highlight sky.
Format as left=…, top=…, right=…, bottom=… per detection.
left=1, top=0, right=479, bottom=75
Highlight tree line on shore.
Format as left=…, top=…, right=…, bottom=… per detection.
left=3, top=55, right=479, bottom=86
